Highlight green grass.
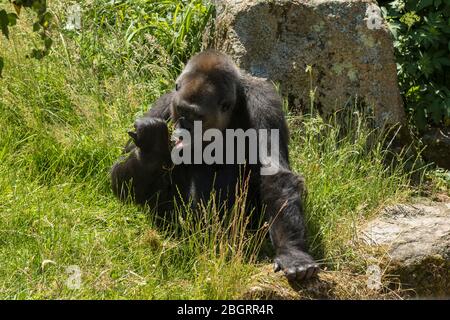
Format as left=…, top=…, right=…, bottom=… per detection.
left=0, top=0, right=418, bottom=299
left=290, top=114, right=414, bottom=268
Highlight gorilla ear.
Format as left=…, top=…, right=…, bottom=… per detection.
left=127, top=131, right=138, bottom=142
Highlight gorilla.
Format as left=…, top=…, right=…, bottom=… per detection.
left=111, top=50, right=319, bottom=281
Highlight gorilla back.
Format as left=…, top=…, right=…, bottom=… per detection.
left=111, top=50, right=320, bottom=281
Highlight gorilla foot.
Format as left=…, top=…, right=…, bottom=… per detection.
left=273, top=249, right=320, bottom=282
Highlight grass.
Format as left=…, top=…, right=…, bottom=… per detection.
left=0, top=0, right=421, bottom=299
left=290, top=114, right=414, bottom=269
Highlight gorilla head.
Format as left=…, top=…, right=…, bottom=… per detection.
left=171, top=51, right=240, bottom=133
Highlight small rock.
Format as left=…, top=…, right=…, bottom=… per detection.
left=361, top=202, right=450, bottom=297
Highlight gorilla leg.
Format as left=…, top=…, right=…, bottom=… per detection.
left=260, top=170, right=319, bottom=281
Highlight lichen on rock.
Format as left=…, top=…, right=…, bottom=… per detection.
left=206, top=0, right=406, bottom=128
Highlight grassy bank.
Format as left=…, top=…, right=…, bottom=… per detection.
left=0, top=0, right=416, bottom=299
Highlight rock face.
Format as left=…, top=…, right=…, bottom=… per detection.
left=206, top=0, right=406, bottom=127
left=361, top=202, right=450, bottom=296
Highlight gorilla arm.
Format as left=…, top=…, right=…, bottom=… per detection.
left=143, top=91, right=174, bottom=119
left=243, top=76, right=320, bottom=281
left=111, top=151, right=172, bottom=206
left=111, top=117, right=173, bottom=209
left=122, top=92, right=174, bottom=154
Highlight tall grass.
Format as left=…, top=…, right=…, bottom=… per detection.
left=288, top=113, right=413, bottom=267
left=72, top=0, right=213, bottom=83
left=0, top=0, right=415, bottom=299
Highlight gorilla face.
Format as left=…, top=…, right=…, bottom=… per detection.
left=170, top=53, right=239, bottom=133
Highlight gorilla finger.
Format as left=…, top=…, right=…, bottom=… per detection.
left=295, top=267, right=307, bottom=281
left=273, top=261, right=281, bottom=273
left=284, top=267, right=297, bottom=281
left=312, top=265, right=321, bottom=277
left=305, top=265, right=316, bottom=279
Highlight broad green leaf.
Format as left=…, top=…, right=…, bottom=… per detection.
left=32, top=22, right=40, bottom=31
left=31, top=49, right=43, bottom=60
left=429, top=98, right=444, bottom=123
left=44, top=37, right=52, bottom=49
left=7, top=13, right=18, bottom=27
left=417, top=0, right=434, bottom=11
left=414, top=106, right=427, bottom=130
left=0, top=9, right=9, bottom=39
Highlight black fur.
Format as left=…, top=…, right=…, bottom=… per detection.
left=111, top=50, right=319, bottom=281
left=111, top=117, right=172, bottom=206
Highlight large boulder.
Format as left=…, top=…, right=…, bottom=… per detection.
left=206, top=0, right=406, bottom=127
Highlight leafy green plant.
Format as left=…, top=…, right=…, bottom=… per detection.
left=382, top=0, right=450, bottom=130
left=0, top=0, right=53, bottom=76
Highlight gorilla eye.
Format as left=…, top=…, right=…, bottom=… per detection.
left=221, top=101, right=231, bottom=112
left=175, top=83, right=180, bottom=91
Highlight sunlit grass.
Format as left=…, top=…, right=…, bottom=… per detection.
left=0, top=0, right=418, bottom=299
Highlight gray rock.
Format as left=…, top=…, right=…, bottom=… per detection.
left=206, top=0, right=406, bottom=127
left=361, top=202, right=450, bottom=296
left=362, top=203, right=450, bottom=263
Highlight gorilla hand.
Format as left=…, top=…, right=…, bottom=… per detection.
left=127, top=117, right=172, bottom=168
left=111, top=117, right=173, bottom=205
left=273, top=249, right=320, bottom=282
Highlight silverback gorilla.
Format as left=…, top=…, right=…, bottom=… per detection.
left=111, top=50, right=319, bottom=281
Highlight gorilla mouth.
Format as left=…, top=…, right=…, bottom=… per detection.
left=171, top=128, right=188, bottom=149
left=174, top=138, right=184, bottom=148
